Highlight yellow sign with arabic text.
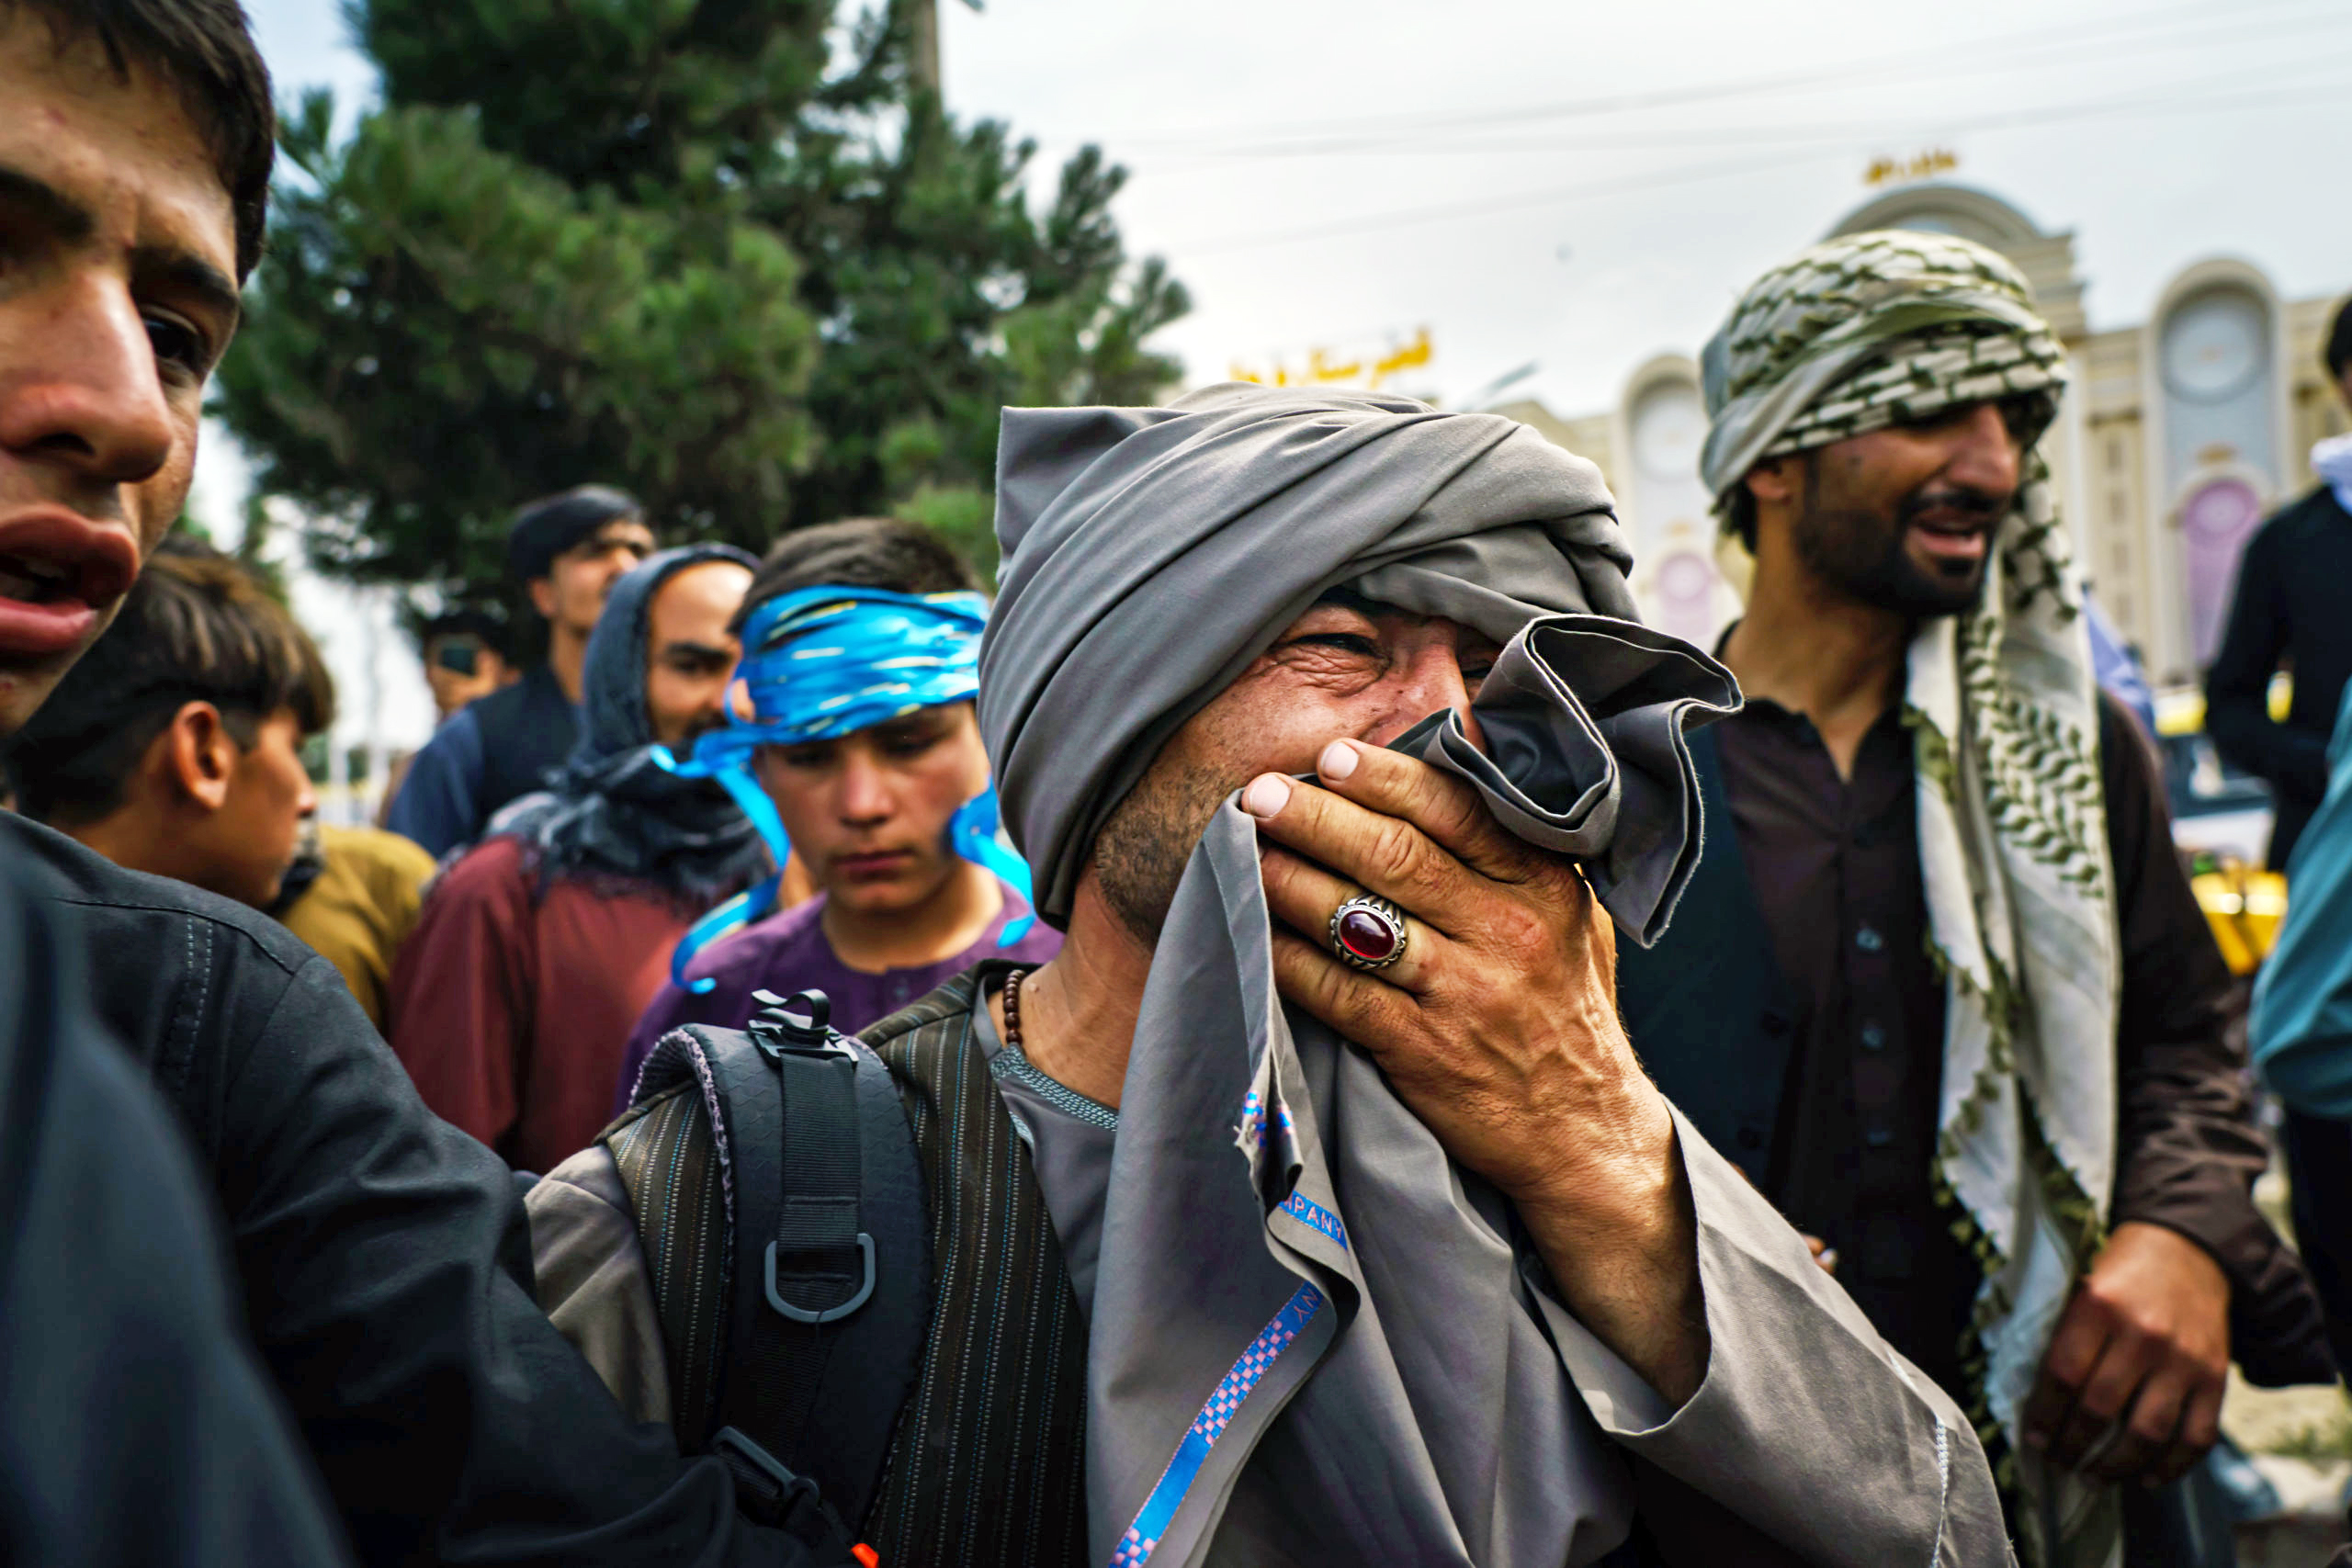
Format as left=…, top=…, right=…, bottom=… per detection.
left=1232, top=327, right=1432, bottom=391
left=1864, top=148, right=1959, bottom=188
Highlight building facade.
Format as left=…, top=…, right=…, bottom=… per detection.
left=1500, top=183, right=2350, bottom=685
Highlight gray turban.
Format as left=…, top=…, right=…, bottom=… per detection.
left=983, top=381, right=1696, bottom=934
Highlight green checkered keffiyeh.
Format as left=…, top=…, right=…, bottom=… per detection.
left=1700, top=230, right=2067, bottom=495
left=1702, top=231, right=2124, bottom=1568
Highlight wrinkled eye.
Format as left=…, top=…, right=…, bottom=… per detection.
left=1297, top=633, right=1381, bottom=657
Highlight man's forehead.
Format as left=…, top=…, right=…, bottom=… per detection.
left=0, top=15, right=236, bottom=285
left=565, top=519, right=656, bottom=555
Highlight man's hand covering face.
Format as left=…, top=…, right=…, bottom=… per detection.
left=981, top=382, right=1695, bottom=929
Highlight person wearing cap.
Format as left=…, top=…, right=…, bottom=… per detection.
left=385, top=488, right=656, bottom=857
left=609, top=518, right=1060, bottom=1110
left=387, top=546, right=770, bottom=1174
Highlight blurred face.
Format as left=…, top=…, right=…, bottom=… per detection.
left=0, top=17, right=241, bottom=734
left=752, top=704, right=992, bottom=918
left=181, top=707, right=317, bottom=908
left=643, top=560, right=750, bottom=750
left=531, top=519, right=655, bottom=637
left=1090, top=596, right=1498, bottom=943
left=424, top=636, right=508, bottom=719
left=1750, top=400, right=2029, bottom=620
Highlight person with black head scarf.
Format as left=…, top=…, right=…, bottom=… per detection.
left=390, top=544, right=769, bottom=1173
left=387, top=487, right=658, bottom=856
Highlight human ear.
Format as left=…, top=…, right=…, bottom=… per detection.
left=528, top=577, right=560, bottom=618
left=163, top=703, right=236, bottom=813
left=1744, top=457, right=1801, bottom=507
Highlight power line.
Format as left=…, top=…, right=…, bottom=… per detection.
left=1174, top=76, right=2346, bottom=257
left=1046, top=0, right=2343, bottom=154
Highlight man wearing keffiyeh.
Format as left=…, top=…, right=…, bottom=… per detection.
left=1617, top=230, right=2329, bottom=1567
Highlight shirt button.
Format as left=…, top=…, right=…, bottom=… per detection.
left=1860, top=1021, right=1887, bottom=1051
left=1855, top=925, right=1885, bottom=953
left=1864, top=1126, right=1895, bottom=1149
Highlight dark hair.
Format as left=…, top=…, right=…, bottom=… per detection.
left=4, top=539, right=334, bottom=823
left=506, top=484, right=647, bottom=584
left=6, top=0, right=275, bottom=281
left=2327, top=296, right=2352, bottom=383
left=1722, top=485, right=1758, bottom=552
left=733, top=517, right=980, bottom=635
left=422, top=607, right=510, bottom=662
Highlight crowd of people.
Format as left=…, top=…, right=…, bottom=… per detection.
left=8, top=2, right=2352, bottom=1566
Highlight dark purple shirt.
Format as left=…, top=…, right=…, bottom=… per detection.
left=612, top=890, right=1063, bottom=1112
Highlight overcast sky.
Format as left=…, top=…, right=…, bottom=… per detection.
left=246, top=0, right=2347, bottom=418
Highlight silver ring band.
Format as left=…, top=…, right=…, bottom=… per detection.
left=1329, top=894, right=1408, bottom=972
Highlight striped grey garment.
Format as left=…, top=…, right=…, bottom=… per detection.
left=604, top=969, right=1090, bottom=1568
left=855, top=969, right=1091, bottom=1568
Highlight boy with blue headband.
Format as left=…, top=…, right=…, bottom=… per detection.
left=612, top=520, right=1058, bottom=1108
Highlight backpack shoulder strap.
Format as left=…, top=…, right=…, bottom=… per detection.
left=613, top=991, right=932, bottom=1543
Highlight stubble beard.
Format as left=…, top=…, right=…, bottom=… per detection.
left=1090, top=752, right=1247, bottom=948
left=1792, top=457, right=2001, bottom=622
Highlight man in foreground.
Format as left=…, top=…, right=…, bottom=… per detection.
left=390, top=543, right=769, bottom=1172
left=386, top=486, right=655, bottom=855
left=535, top=383, right=2013, bottom=1565
left=0, top=2, right=826, bottom=1561
left=1618, top=231, right=2327, bottom=1564
left=613, top=516, right=1059, bottom=1105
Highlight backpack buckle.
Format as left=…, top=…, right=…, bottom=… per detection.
left=767, top=1233, right=876, bottom=1323
left=709, top=1425, right=831, bottom=1537
left=750, top=988, right=857, bottom=1061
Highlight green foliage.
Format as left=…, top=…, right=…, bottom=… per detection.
left=214, top=0, right=1188, bottom=609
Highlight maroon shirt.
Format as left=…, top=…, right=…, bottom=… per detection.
left=387, top=837, right=691, bottom=1175
left=613, top=888, right=1063, bottom=1113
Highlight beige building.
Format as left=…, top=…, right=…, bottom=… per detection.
left=1499, top=183, right=2350, bottom=685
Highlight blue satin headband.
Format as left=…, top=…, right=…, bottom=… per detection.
left=654, top=586, right=1035, bottom=992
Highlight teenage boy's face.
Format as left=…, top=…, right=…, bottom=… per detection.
left=753, top=703, right=993, bottom=919
left=0, top=17, right=242, bottom=734
left=184, top=707, right=317, bottom=909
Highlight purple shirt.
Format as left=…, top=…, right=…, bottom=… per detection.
left=612, top=889, right=1062, bottom=1112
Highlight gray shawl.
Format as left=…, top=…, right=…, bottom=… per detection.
left=980, top=384, right=1741, bottom=1566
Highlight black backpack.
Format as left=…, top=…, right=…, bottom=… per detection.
left=610, top=991, right=932, bottom=1560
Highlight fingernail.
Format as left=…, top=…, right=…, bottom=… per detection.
left=1318, top=740, right=1359, bottom=781
left=1243, top=775, right=1292, bottom=818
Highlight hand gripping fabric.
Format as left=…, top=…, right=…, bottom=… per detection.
left=656, top=587, right=1035, bottom=991
left=620, top=990, right=932, bottom=1552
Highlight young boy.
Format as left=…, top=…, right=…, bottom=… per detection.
left=613, top=518, right=1059, bottom=1106
left=5, top=540, right=328, bottom=909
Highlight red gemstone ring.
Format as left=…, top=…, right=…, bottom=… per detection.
left=1329, top=894, right=1408, bottom=972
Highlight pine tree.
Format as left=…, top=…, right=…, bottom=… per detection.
left=214, top=0, right=1188, bottom=608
